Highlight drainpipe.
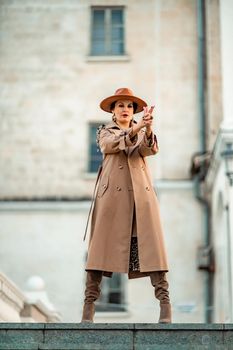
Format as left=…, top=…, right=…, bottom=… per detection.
left=194, top=176, right=213, bottom=323
left=195, top=0, right=213, bottom=323
left=197, top=0, right=207, bottom=153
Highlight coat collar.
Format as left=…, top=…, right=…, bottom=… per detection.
left=105, top=120, right=138, bottom=130
left=105, top=121, right=119, bottom=130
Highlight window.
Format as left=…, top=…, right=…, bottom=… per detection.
left=88, top=123, right=103, bottom=173
left=96, top=273, right=126, bottom=312
left=91, top=7, right=125, bottom=56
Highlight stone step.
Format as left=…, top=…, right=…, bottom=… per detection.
left=0, top=323, right=232, bottom=350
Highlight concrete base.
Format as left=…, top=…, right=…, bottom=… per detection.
left=0, top=323, right=233, bottom=349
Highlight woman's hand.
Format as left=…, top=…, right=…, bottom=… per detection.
left=130, top=105, right=155, bottom=138
left=138, top=106, right=155, bottom=136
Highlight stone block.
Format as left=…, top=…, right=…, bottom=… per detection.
left=42, top=329, right=133, bottom=350
left=223, top=324, right=233, bottom=348
left=134, top=324, right=225, bottom=350
left=0, top=329, right=43, bottom=350
left=44, top=322, right=134, bottom=329
left=134, top=323, right=224, bottom=330
left=0, top=323, right=45, bottom=329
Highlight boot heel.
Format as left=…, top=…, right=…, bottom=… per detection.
left=159, top=303, right=172, bottom=323
left=81, top=303, right=95, bottom=323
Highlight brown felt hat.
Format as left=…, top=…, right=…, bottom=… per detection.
left=100, top=88, right=147, bottom=114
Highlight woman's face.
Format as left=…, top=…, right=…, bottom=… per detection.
left=112, top=99, right=134, bottom=126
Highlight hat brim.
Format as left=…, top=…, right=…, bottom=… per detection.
left=100, top=94, right=147, bottom=114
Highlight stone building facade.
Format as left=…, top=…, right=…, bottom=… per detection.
left=0, top=0, right=225, bottom=322
left=204, top=0, right=233, bottom=322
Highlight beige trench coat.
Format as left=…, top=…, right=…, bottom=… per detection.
left=85, top=121, right=169, bottom=279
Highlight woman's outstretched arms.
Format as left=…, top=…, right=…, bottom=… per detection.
left=99, top=127, right=138, bottom=154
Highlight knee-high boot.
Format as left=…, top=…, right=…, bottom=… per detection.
left=150, top=271, right=172, bottom=323
left=81, top=270, right=103, bottom=323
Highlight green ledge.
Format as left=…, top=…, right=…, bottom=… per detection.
left=0, top=323, right=229, bottom=330
left=0, top=323, right=232, bottom=350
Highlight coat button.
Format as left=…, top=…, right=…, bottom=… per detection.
left=119, top=165, right=123, bottom=169
left=103, top=184, right=107, bottom=188
left=146, top=186, right=150, bottom=191
left=116, top=186, right=121, bottom=191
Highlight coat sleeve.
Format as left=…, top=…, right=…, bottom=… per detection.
left=99, top=127, right=138, bottom=154
left=138, top=131, right=159, bottom=157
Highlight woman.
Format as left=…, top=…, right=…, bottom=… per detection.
left=81, top=88, right=171, bottom=323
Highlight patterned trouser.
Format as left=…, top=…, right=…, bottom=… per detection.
left=129, top=236, right=140, bottom=272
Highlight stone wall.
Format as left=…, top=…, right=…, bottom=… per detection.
left=0, top=0, right=221, bottom=198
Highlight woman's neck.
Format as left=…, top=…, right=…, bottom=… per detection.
left=116, top=121, right=130, bottom=129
